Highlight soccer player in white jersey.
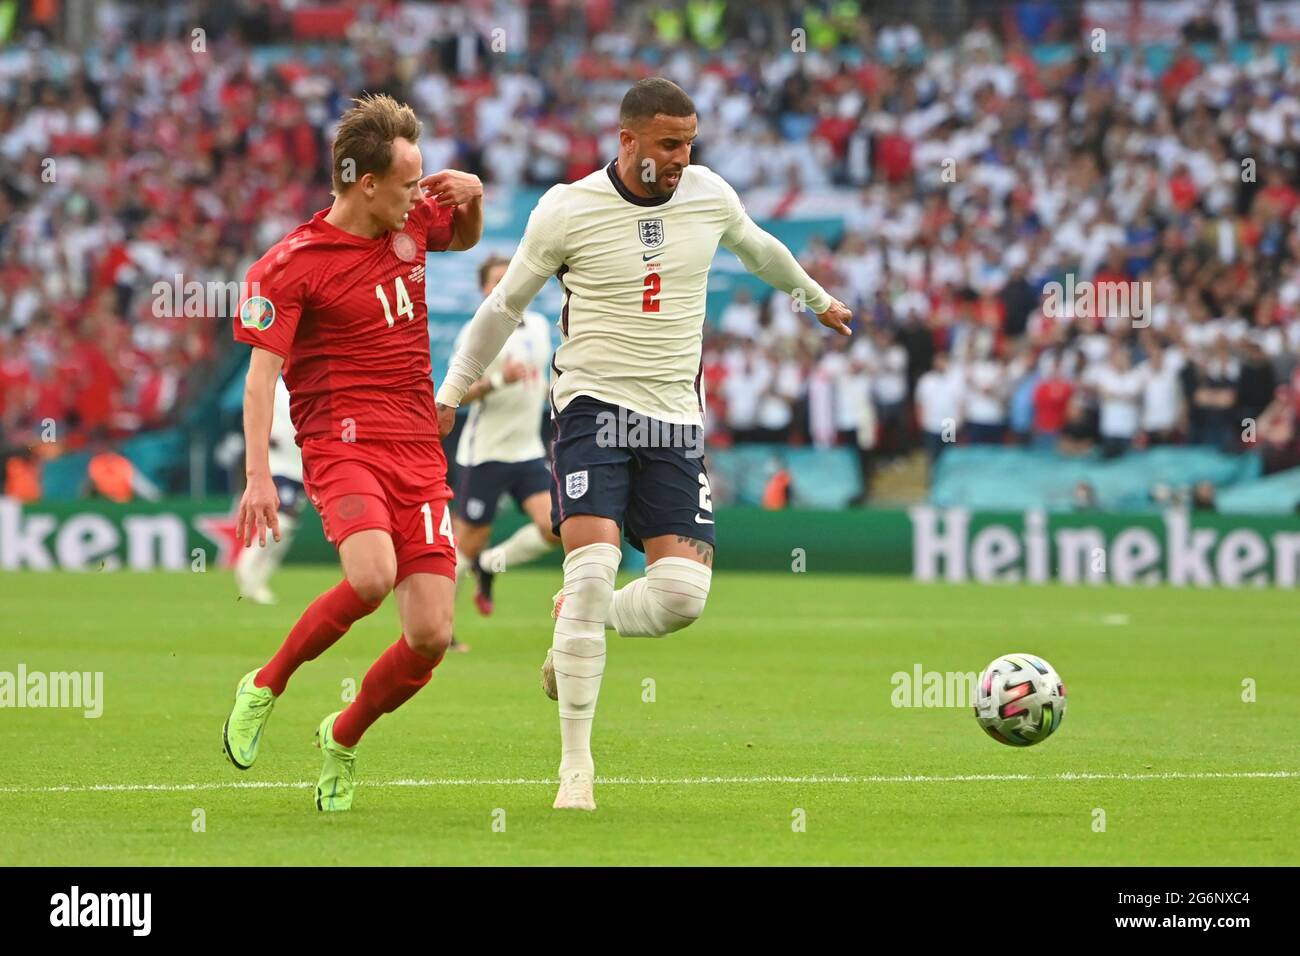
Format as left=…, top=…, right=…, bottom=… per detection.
left=234, top=376, right=302, bottom=605
left=435, top=78, right=852, bottom=811
left=451, top=255, right=560, bottom=616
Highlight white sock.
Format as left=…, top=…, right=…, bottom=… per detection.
left=608, top=557, right=711, bottom=637
left=480, top=522, right=554, bottom=574
left=553, top=542, right=621, bottom=774
left=235, top=513, right=296, bottom=595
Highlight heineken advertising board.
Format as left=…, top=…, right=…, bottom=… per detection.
left=2, top=497, right=1299, bottom=586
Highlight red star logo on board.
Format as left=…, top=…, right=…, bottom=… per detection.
left=193, top=510, right=243, bottom=569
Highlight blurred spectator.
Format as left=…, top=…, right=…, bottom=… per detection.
left=1192, top=479, right=1218, bottom=511
left=1257, top=385, right=1299, bottom=474
left=1095, top=345, right=1144, bottom=457
left=3, top=450, right=41, bottom=502
left=721, top=341, right=769, bottom=443
left=915, top=350, right=962, bottom=466
left=960, top=343, right=1008, bottom=445
left=1059, top=395, right=1100, bottom=456
left=720, top=287, right=761, bottom=339
left=1190, top=337, right=1240, bottom=449
left=1139, top=345, right=1185, bottom=445
left=865, top=325, right=909, bottom=459
left=1032, top=354, right=1074, bottom=450
left=1072, top=480, right=1099, bottom=511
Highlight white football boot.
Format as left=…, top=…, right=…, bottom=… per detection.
left=553, top=767, right=596, bottom=811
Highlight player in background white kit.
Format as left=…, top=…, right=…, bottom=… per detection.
left=234, top=376, right=302, bottom=604
left=435, top=78, right=852, bottom=811
left=451, top=255, right=560, bottom=616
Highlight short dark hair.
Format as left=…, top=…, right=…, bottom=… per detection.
left=619, top=78, right=696, bottom=128
left=478, top=254, right=510, bottom=288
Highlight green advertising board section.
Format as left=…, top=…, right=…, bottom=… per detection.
left=3, top=497, right=1300, bottom=586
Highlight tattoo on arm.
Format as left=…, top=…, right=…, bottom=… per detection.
left=675, top=536, right=714, bottom=566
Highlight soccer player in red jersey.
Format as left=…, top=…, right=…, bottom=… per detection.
left=221, top=94, right=483, bottom=811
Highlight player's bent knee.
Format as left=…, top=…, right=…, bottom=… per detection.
left=649, top=591, right=706, bottom=633
left=645, top=557, right=712, bottom=635
left=405, top=622, right=453, bottom=660
left=558, top=542, right=622, bottom=615
left=347, top=568, right=395, bottom=606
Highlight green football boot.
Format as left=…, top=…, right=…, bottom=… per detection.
left=222, top=669, right=276, bottom=770
left=314, top=712, right=358, bottom=812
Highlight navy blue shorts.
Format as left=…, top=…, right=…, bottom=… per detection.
left=549, top=395, right=715, bottom=553
left=456, top=457, right=552, bottom=526
left=273, top=476, right=307, bottom=518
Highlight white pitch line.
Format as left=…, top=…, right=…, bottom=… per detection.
left=0, top=770, right=1296, bottom=796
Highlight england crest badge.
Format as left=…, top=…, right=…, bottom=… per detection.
left=638, top=219, right=664, bottom=248
left=565, top=470, right=589, bottom=499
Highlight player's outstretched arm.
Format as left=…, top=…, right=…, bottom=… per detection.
left=237, top=347, right=284, bottom=548
left=460, top=359, right=529, bottom=406
left=722, top=211, right=852, bottom=336
left=435, top=257, right=551, bottom=436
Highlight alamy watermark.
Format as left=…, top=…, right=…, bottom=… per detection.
left=595, top=407, right=703, bottom=459
left=152, top=275, right=261, bottom=319
left=50, top=886, right=150, bottom=935
left=891, top=665, right=977, bottom=708
left=1042, top=274, right=1152, bottom=328
left=0, top=665, right=103, bottom=717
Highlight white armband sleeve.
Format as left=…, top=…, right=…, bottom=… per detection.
left=435, top=258, right=551, bottom=408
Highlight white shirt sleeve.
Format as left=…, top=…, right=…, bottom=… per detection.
left=718, top=178, right=833, bottom=314
left=435, top=192, right=566, bottom=408
left=515, top=185, right=569, bottom=277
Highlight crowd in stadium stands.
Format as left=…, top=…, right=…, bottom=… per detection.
left=5, top=0, right=1300, bottom=501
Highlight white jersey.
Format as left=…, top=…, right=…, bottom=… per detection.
left=517, top=161, right=816, bottom=428
left=436, top=161, right=833, bottom=422
left=267, top=376, right=303, bottom=482
left=454, top=309, right=552, bottom=466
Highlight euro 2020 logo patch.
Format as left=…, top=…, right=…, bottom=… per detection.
left=240, top=296, right=275, bottom=331
left=638, top=219, right=664, bottom=249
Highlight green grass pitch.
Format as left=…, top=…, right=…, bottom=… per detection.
left=1, top=568, right=1297, bottom=865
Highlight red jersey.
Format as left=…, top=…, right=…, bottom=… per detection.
left=1033, top=379, right=1073, bottom=433
left=233, top=198, right=455, bottom=444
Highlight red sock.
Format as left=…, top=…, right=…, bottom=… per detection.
left=254, top=580, right=380, bottom=696
left=332, top=636, right=443, bottom=747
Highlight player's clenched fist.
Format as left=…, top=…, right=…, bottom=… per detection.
left=236, top=473, right=282, bottom=548
left=817, top=298, right=853, bottom=336
left=420, top=170, right=483, bottom=207
left=436, top=402, right=456, bottom=439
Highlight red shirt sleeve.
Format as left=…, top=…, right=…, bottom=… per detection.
left=233, top=247, right=311, bottom=359
left=423, top=198, right=455, bottom=252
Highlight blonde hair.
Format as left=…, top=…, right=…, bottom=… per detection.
left=332, top=93, right=422, bottom=193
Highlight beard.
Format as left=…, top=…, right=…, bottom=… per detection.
left=640, top=155, right=683, bottom=196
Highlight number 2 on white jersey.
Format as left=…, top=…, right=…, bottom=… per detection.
left=376, top=276, right=415, bottom=327
left=421, top=501, right=455, bottom=547
left=642, top=273, right=661, bottom=312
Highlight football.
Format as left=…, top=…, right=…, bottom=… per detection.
left=974, top=654, right=1068, bottom=747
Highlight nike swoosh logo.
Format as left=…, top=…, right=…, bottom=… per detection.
left=643, top=250, right=665, bottom=261
left=239, top=723, right=264, bottom=763
left=694, top=515, right=714, bottom=524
